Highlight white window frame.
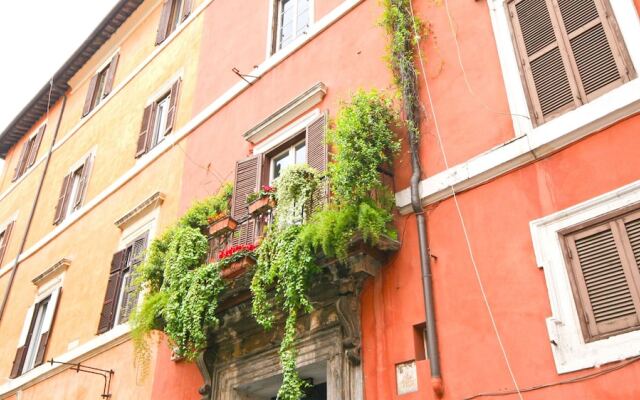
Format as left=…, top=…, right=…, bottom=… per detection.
left=63, top=149, right=95, bottom=220
left=267, top=0, right=315, bottom=57
left=151, top=93, right=172, bottom=149
left=269, top=138, right=307, bottom=183
left=530, top=179, right=640, bottom=373
left=487, top=0, right=640, bottom=142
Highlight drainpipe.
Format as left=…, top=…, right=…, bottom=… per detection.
left=390, top=0, right=443, bottom=392
left=0, top=89, right=67, bottom=322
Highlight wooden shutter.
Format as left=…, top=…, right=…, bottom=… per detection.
left=182, top=0, right=193, bottom=21
left=12, top=141, right=30, bottom=181
left=136, top=104, right=155, bottom=158
left=53, top=174, right=72, bottom=225
left=102, top=53, right=120, bottom=97
left=508, top=0, right=580, bottom=123
left=34, top=288, right=61, bottom=367
left=83, top=74, right=99, bottom=116
left=98, top=250, right=127, bottom=334
left=118, top=234, right=148, bottom=324
left=0, top=221, right=14, bottom=266
left=624, top=216, right=640, bottom=269
left=565, top=221, right=640, bottom=339
left=555, top=0, right=631, bottom=101
left=26, top=125, right=46, bottom=168
left=10, top=305, right=35, bottom=378
left=230, top=156, right=262, bottom=246
left=75, top=155, right=93, bottom=209
left=306, top=114, right=327, bottom=172
left=156, top=0, right=173, bottom=45
left=164, top=79, right=181, bottom=136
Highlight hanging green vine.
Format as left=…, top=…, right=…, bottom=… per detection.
left=131, top=183, right=233, bottom=366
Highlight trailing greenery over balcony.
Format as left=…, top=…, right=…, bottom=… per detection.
left=131, top=89, right=401, bottom=399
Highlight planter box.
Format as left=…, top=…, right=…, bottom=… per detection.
left=220, top=255, right=256, bottom=279
left=248, top=196, right=275, bottom=216
left=208, top=216, right=238, bottom=237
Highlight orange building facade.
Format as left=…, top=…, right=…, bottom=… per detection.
left=0, top=0, right=639, bottom=399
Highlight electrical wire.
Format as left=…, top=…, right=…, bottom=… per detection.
left=463, top=356, right=640, bottom=399
left=407, top=2, right=525, bottom=399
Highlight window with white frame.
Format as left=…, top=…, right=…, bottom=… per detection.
left=155, top=0, right=192, bottom=45
left=10, top=285, right=62, bottom=378
left=530, top=180, right=640, bottom=373
left=273, top=0, right=312, bottom=52
left=269, top=138, right=307, bottom=183
left=135, top=79, right=181, bottom=158
left=53, top=153, right=93, bottom=225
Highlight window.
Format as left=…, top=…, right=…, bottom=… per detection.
left=269, top=139, right=307, bottom=182
left=135, top=79, right=181, bottom=157
left=273, top=0, right=311, bottom=52
left=561, top=208, right=640, bottom=341
left=530, top=181, right=640, bottom=373
left=10, top=287, right=61, bottom=378
left=53, top=154, right=93, bottom=225
left=12, top=124, right=46, bottom=182
left=506, top=0, right=635, bottom=125
left=156, top=0, right=192, bottom=45
left=97, top=233, right=148, bottom=333
left=82, top=53, right=119, bottom=117
left=0, top=221, right=15, bottom=267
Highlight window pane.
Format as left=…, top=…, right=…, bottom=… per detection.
left=65, top=167, right=83, bottom=218
left=279, top=0, right=296, bottom=48
left=295, top=141, right=306, bottom=164
left=272, top=151, right=292, bottom=180
left=23, top=299, right=49, bottom=372
left=153, top=96, right=171, bottom=147
left=296, top=0, right=310, bottom=36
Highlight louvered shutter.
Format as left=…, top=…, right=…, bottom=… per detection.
left=53, top=174, right=72, bottom=225
left=230, top=155, right=262, bottom=246
left=164, top=79, right=181, bottom=136
left=555, top=0, right=631, bottom=101
left=34, top=287, right=61, bottom=367
left=182, top=0, right=193, bottom=21
left=118, top=234, right=148, bottom=324
left=306, top=114, right=328, bottom=211
left=508, top=0, right=580, bottom=123
left=12, top=141, right=30, bottom=181
left=624, top=216, right=640, bottom=270
left=83, top=75, right=99, bottom=116
left=0, top=221, right=14, bottom=266
left=566, top=222, right=640, bottom=339
left=136, top=105, right=155, bottom=158
left=102, top=53, right=120, bottom=97
left=156, top=0, right=173, bottom=45
left=26, top=125, right=46, bottom=168
left=75, top=155, right=93, bottom=209
left=10, top=305, right=35, bottom=378
left=98, top=250, right=127, bottom=334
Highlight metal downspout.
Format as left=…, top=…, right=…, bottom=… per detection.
left=0, top=92, right=67, bottom=322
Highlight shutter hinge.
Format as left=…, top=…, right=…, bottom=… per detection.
left=582, top=309, right=590, bottom=324
left=567, top=248, right=573, bottom=260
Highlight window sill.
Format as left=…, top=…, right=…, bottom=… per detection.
left=530, top=179, right=640, bottom=373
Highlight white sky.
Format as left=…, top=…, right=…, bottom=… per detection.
left=0, top=0, right=120, bottom=134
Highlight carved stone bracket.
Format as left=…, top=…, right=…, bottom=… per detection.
left=336, top=294, right=362, bottom=365
left=196, top=351, right=212, bottom=400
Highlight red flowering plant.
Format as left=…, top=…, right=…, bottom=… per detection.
left=246, top=185, right=276, bottom=204
left=216, top=243, right=257, bottom=268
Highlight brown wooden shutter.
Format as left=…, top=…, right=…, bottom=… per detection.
left=12, top=141, right=30, bottom=182
left=230, top=156, right=262, bottom=246
left=118, top=234, right=148, bottom=324
left=0, top=221, right=14, bottom=266
left=565, top=222, right=640, bottom=339
left=53, top=174, right=72, bottom=225
left=83, top=75, right=99, bottom=116
left=136, top=104, right=155, bottom=158
left=102, top=53, right=120, bottom=98
left=75, top=155, right=93, bottom=209
left=182, top=0, right=193, bottom=21
left=27, top=125, right=46, bottom=168
left=34, top=288, right=61, bottom=367
left=306, top=114, right=328, bottom=172
left=98, top=250, right=127, bottom=334
left=164, top=79, right=181, bottom=136
left=156, top=0, right=173, bottom=45
left=10, top=304, right=36, bottom=378
left=508, top=0, right=580, bottom=123
left=624, top=216, right=640, bottom=268
left=555, top=0, right=631, bottom=101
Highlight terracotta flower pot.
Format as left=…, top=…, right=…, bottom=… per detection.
left=220, top=256, right=256, bottom=279
left=208, top=216, right=238, bottom=236
left=248, top=196, right=275, bottom=216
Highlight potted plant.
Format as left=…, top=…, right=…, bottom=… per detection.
left=217, top=244, right=257, bottom=279
left=208, top=212, right=238, bottom=236
left=247, top=185, right=276, bottom=216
